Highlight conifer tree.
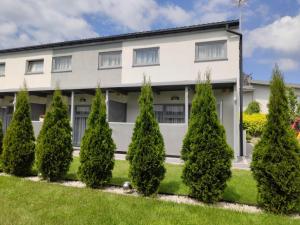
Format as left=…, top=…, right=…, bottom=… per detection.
left=2, top=88, right=35, bottom=176
left=78, top=88, right=115, bottom=188
left=0, top=119, right=3, bottom=156
left=36, top=89, right=73, bottom=181
left=287, top=87, right=298, bottom=123
left=251, top=66, right=300, bottom=214
left=181, top=73, right=233, bottom=203
left=127, top=79, right=165, bottom=196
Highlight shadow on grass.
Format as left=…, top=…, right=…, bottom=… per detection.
left=159, top=180, right=181, bottom=194
left=223, top=185, right=242, bottom=203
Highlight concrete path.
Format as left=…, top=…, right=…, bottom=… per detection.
left=73, top=150, right=250, bottom=170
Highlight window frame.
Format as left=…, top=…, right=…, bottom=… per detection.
left=195, top=40, right=227, bottom=62
left=0, top=62, right=5, bottom=77
left=98, top=50, right=122, bottom=70
left=154, top=103, right=185, bottom=124
left=52, top=55, right=72, bottom=73
left=132, top=47, right=160, bottom=67
left=25, top=59, right=44, bottom=75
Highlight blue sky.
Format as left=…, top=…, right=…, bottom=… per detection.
left=0, top=0, right=299, bottom=83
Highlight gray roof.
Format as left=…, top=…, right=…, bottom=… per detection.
left=251, top=80, right=300, bottom=89
left=0, top=20, right=239, bottom=54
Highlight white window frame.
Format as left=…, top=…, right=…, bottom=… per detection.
left=26, top=59, right=44, bottom=75
left=195, top=40, right=227, bottom=62
left=133, top=47, right=160, bottom=67
left=0, top=63, right=5, bottom=76
left=98, top=50, right=122, bottom=69
left=52, top=55, right=72, bottom=73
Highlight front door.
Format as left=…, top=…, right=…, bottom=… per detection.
left=0, top=106, right=13, bottom=133
left=73, top=105, right=90, bottom=146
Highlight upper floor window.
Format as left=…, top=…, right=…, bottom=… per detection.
left=52, top=56, right=72, bottom=72
left=99, top=51, right=122, bottom=69
left=133, top=47, right=159, bottom=66
left=0, top=63, right=5, bottom=76
left=26, top=59, right=44, bottom=74
left=195, top=41, right=227, bottom=62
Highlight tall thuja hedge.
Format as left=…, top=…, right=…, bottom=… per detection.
left=2, top=89, right=35, bottom=176
left=36, top=89, right=73, bottom=181
left=127, top=79, right=165, bottom=196
left=181, top=74, right=233, bottom=203
left=251, top=66, right=300, bottom=214
left=78, top=88, right=115, bottom=188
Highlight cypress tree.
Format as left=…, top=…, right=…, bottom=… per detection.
left=127, top=79, right=165, bottom=196
left=78, top=88, right=115, bottom=188
left=1, top=88, right=35, bottom=176
left=181, top=74, right=233, bottom=203
left=287, top=87, right=298, bottom=123
left=0, top=119, right=3, bottom=156
left=36, top=89, right=73, bottom=181
left=251, top=66, right=300, bottom=214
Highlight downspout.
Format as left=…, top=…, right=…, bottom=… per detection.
left=226, top=27, right=244, bottom=157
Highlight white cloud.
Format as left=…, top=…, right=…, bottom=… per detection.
left=245, top=14, right=300, bottom=56
left=0, top=0, right=197, bottom=49
left=277, top=58, right=299, bottom=71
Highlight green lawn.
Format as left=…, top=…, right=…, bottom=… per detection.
left=66, top=157, right=258, bottom=205
left=0, top=176, right=298, bottom=225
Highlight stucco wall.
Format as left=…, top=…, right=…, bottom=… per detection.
left=122, top=30, right=239, bottom=84
left=0, top=50, right=52, bottom=91
left=243, top=84, right=300, bottom=114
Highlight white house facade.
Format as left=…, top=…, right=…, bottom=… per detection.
left=0, top=20, right=243, bottom=158
left=243, top=80, right=300, bottom=113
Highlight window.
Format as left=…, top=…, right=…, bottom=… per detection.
left=52, top=56, right=72, bottom=72
left=26, top=59, right=44, bottom=74
left=154, top=104, right=185, bottom=123
left=0, top=63, right=5, bottom=76
left=195, top=41, right=227, bottom=61
left=99, top=51, right=122, bottom=69
left=133, top=47, right=159, bottom=66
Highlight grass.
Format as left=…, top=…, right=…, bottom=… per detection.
left=0, top=176, right=298, bottom=225
left=67, top=157, right=258, bottom=205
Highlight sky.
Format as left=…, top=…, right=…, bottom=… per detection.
left=0, top=0, right=299, bottom=83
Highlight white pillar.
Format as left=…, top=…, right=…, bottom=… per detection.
left=233, top=85, right=240, bottom=159
left=106, top=90, right=109, bottom=121
left=185, top=86, right=189, bottom=124
left=70, top=91, right=75, bottom=128
left=13, top=93, right=17, bottom=111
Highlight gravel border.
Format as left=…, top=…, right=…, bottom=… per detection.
left=1, top=173, right=299, bottom=218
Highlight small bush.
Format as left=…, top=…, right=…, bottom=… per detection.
left=251, top=66, right=300, bottom=214
left=245, top=101, right=260, bottom=114
left=36, top=89, right=73, bottom=181
left=1, top=88, right=35, bottom=176
left=127, top=79, right=165, bottom=196
left=181, top=73, right=233, bottom=203
left=78, top=88, right=116, bottom=188
left=243, top=113, right=267, bottom=138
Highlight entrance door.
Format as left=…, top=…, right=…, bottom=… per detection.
left=73, top=105, right=90, bottom=146
left=0, top=106, right=13, bottom=133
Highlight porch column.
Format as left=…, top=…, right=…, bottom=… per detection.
left=70, top=91, right=75, bottom=128
left=105, top=90, right=109, bottom=121
left=13, top=93, right=17, bottom=111
left=185, top=86, right=189, bottom=124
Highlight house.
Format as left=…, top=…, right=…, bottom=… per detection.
left=243, top=79, right=300, bottom=113
left=0, top=20, right=243, bottom=158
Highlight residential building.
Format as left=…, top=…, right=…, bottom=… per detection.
left=243, top=79, right=300, bottom=113
left=0, top=20, right=243, bottom=158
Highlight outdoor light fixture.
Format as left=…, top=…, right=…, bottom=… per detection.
left=79, top=97, right=87, bottom=102
left=171, top=96, right=180, bottom=100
